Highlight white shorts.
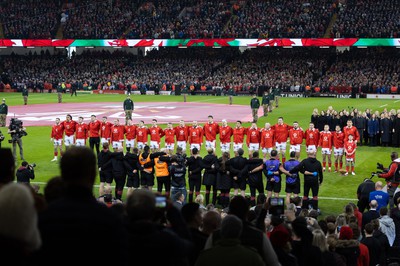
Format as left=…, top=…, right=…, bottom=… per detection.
left=321, top=148, right=331, bottom=155
left=125, top=139, right=135, bottom=148
left=346, top=157, right=354, bottom=162
left=177, top=141, right=187, bottom=151
left=190, top=143, right=201, bottom=150
left=290, top=144, right=301, bottom=153
left=220, top=142, right=230, bottom=153
left=307, top=145, right=317, bottom=153
left=75, top=139, right=85, bottom=146
left=248, top=143, right=260, bottom=151
left=64, top=135, right=74, bottom=146
left=262, top=147, right=273, bottom=155
left=334, top=147, right=344, bottom=156
left=276, top=142, right=287, bottom=151
left=205, top=140, right=216, bottom=149
left=137, top=142, right=146, bottom=150
left=165, top=143, right=175, bottom=150
left=233, top=143, right=243, bottom=152
left=101, top=137, right=109, bottom=144
left=112, top=141, right=123, bottom=150
left=150, top=141, right=159, bottom=150
left=53, top=139, right=62, bottom=146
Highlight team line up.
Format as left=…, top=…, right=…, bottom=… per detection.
left=50, top=114, right=360, bottom=175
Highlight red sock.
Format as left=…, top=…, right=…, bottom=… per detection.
left=328, top=163, right=332, bottom=167
left=54, top=151, right=58, bottom=156
left=323, top=162, right=326, bottom=167
left=335, top=162, right=338, bottom=170
left=282, top=157, right=286, bottom=164
left=339, top=162, right=343, bottom=169
left=351, top=166, right=354, bottom=172
left=346, top=166, right=349, bottom=172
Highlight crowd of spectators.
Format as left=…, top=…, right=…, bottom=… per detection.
left=222, top=0, right=335, bottom=38
left=1, top=146, right=400, bottom=265
left=0, top=0, right=60, bottom=39
left=1, top=47, right=399, bottom=95
left=1, top=0, right=400, bottom=39
left=332, top=0, right=400, bottom=38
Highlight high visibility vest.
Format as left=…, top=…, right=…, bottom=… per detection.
left=139, top=153, right=152, bottom=172
left=154, top=157, right=169, bottom=177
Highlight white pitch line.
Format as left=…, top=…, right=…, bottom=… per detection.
left=380, top=104, right=388, bottom=107
left=395, top=100, right=400, bottom=103
left=30, top=181, right=357, bottom=201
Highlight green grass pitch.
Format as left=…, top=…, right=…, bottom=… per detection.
left=1, top=92, right=397, bottom=216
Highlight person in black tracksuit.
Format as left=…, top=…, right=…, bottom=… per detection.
left=245, top=151, right=265, bottom=207
left=290, top=151, right=323, bottom=210
left=103, top=148, right=126, bottom=200
left=229, top=148, right=248, bottom=197
left=201, top=148, right=219, bottom=206
left=97, top=142, right=113, bottom=196
left=124, top=147, right=140, bottom=197
left=186, top=147, right=203, bottom=203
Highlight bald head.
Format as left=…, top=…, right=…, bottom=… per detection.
left=375, top=181, right=383, bottom=190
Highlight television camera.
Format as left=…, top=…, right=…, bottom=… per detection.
left=8, top=118, right=27, bottom=143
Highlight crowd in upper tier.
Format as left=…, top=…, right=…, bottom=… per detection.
left=0, top=0, right=399, bottom=39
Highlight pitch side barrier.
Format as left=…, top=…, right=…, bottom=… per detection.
left=281, top=92, right=351, bottom=98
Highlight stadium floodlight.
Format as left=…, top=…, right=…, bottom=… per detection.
left=396, top=47, right=400, bottom=49
left=283, top=46, right=293, bottom=48
left=55, top=46, right=66, bottom=49
left=85, top=46, right=94, bottom=49
left=319, top=46, right=329, bottom=49
left=0, top=46, right=7, bottom=49
left=212, top=46, right=221, bottom=48
left=113, top=46, right=122, bottom=48
left=357, top=46, right=367, bottom=49
left=178, top=46, right=187, bottom=48
left=26, top=46, right=35, bottom=49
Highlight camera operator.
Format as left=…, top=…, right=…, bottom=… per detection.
left=377, top=151, right=400, bottom=208
left=8, top=118, right=27, bottom=161
left=16, top=161, right=35, bottom=185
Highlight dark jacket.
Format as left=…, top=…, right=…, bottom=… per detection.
left=104, top=152, right=126, bottom=177
left=290, top=156, right=323, bottom=184
left=245, top=158, right=264, bottom=187
left=186, top=155, right=203, bottom=180
left=169, top=163, right=187, bottom=188
left=250, top=98, right=260, bottom=109
left=16, top=166, right=34, bottom=184
left=216, top=157, right=231, bottom=190
left=124, top=152, right=140, bottom=177
left=229, top=155, right=248, bottom=182
left=98, top=149, right=112, bottom=173
left=335, top=239, right=360, bottom=266
left=37, top=186, right=128, bottom=266
left=201, top=154, right=219, bottom=186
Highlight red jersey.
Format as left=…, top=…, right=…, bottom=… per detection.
left=233, top=127, right=247, bottom=144
left=333, top=130, right=345, bottom=148
left=289, top=128, right=304, bottom=145
left=110, top=125, right=125, bottom=142
left=149, top=126, right=165, bottom=143
left=100, top=122, right=112, bottom=139
left=75, top=123, right=88, bottom=139
left=125, top=125, right=137, bottom=140
left=343, top=126, right=360, bottom=142
left=62, top=120, right=77, bottom=137
left=174, top=126, right=189, bottom=141
left=51, top=123, right=64, bottom=140
left=319, top=131, right=333, bottom=149
left=246, top=127, right=261, bottom=145
left=136, top=127, right=149, bottom=143
left=219, top=126, right=233, bottom=144
left=164, top=128, right=175, bottom=144
left=305, top=129, right=320, bottom=146
left=203, top=123, right=219, bottom=141
left=344, top=140, right=357, bottom=158
left=88, top=120, right=101, bottom=138
left=272, top=123, right=292, bottom=143
left=189, top=126, right=203, bottom=145
left=260, top=128, right=275, bottom=148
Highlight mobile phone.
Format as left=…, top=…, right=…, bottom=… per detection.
left=155, top=196, right=167, bottom=208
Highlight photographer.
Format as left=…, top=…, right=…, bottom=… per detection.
left=16, top=161, right=35, bottom=185
left=377, top=152, right=400, bottom=208
left=8, top=118, right=27, bottom=161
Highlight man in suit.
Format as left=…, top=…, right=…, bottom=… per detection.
left=361, top=199, right=380, bottom=234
